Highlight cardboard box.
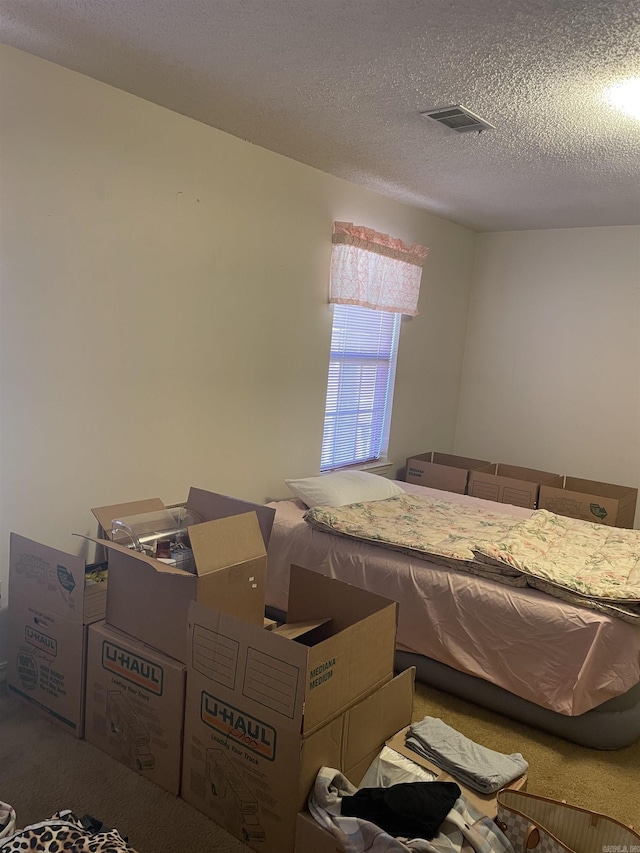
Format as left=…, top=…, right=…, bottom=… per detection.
left=405, top=452, right=493, bottom=493
left=91, top=488, right=276, bottom=662
left=85, top=621, right=186, bottom=795
left=181, top=566, right=403, bottom=853
left=538, top=476, right=638, bottom=528
left=7, top=534, right=108, bottom=738
left=293, top=731, right=528, bottom=853
left=8, top=597, right=87, bottom=738
left=186, top=670, right=412, bottom=853
left=467, top=464, right=562, bottom=509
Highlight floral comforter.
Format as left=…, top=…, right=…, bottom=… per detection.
left=304, top=496, right=640, bottom=622
left=472, top=509, right=640, bottom=621
left=304, top=494, right=526, bottom=585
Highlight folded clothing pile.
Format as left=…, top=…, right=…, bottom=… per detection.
left=406, top=717, right=529, bottom=794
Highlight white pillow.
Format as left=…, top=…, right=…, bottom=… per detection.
left=285, top=470, right=404, bottom=508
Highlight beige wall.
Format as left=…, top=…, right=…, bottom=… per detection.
left=0, top=46, right=477, bottom=655
left=455, top=226, right=640, bottom=521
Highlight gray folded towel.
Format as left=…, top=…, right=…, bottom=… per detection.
left=406, top=717, right=529, bottom=794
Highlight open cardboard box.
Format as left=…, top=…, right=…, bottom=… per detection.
left=181, top=565, right=403, bottom=853
left=538, top=476, right=638, bottom=528
left=405, top=452, right=494, bottom=494
left=91, top=487, right=276, bottom=662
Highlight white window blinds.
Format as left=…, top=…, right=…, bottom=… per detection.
left=320, top=304, right=400, bottom=471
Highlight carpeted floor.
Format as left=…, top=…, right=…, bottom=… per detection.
left=1, top=677, right=638, bottom=852
left=0, top=682, right=248, bottom=853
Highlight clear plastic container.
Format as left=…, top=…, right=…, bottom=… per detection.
left=110, top=506, right=202, bottom=562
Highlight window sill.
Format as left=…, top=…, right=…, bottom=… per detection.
left=324, top=460, right=393, bottom=477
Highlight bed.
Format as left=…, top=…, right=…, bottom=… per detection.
left=265, top=476, right=640, bottom=749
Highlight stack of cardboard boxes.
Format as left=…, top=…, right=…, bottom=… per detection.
left=7, top=484, right=528, bottom=853
left=83, top=487, right=276, bottom=796
left=7, top=488, right=276, bottom=794
left=7, top=486, right=422, bottom=853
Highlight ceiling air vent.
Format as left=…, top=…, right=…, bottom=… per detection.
left=419, top=105, right=494, bottom=134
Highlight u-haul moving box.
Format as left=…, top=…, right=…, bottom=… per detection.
left=7, top=534, right=107, bottom=738
left=85, top=621, right=186, bottom=795
left=181, top=566, right=403, bottom=853
left=91, top=488, right=275, bottom=663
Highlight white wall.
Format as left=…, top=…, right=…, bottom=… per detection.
left=0, top=46, right=477, bottom=658
left=455, top=226, right=640, bottom=521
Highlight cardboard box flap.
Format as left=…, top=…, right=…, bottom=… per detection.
left=271, top=619, right=332, bottom=641
left=287, top=564, right=397, bottom=629
left=8, top=533, right=88, bottom=622
left=91, top=498, right=166, bottom=538
left=188, top=512, right=266, bottom=575
left=564, top=476, right=637, bottom=501
left=495, top=464, right=560, bottom=484
left=431, top=452, right=493, bottom=470
left=186, top=487, right=276, bottom=549
left=343, top=667, right=415, bottom=773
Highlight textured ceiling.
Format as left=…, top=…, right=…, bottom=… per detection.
left=2, top=0, right=640, bottom=231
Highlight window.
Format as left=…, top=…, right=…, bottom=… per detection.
left=320, top=222, right=428, bottom=472
left=321, top=304, right=400, bottom=471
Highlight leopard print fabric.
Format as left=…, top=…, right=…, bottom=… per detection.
left=0, top=810, right=137, bottom=852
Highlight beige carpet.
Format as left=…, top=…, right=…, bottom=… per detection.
left=1, top=679, right=638, bottom=852
left=0, top=683, right=248, bottom=853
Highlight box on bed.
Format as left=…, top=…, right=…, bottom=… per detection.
left=405, top=452, right=493, bottom=493
left=538, top=476, right=638, bottom=528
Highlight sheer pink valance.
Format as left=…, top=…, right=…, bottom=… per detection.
left=329, top=221, right=429, bottom=316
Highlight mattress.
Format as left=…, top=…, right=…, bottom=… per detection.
left=265, top=482, right=640, bottom=719
left=394, top=652, right=640, bottom=751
